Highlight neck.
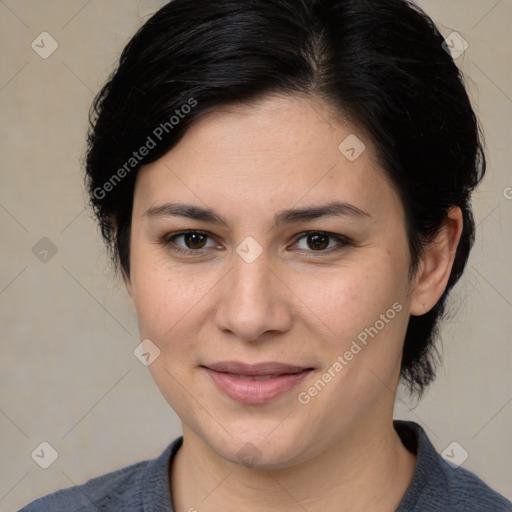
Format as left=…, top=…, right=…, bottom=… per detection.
left=170, top=411, right=417, bottom=512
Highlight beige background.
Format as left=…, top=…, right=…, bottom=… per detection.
left=0, top=0, right=510, bottom=509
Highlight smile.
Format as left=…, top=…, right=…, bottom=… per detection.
left=202, top=361, right=313, bottom=404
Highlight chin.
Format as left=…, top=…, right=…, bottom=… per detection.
left=204, top=425, right=312, bottom=470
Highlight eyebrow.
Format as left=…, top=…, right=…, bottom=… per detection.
left=143, top=201, right=370, bottom=228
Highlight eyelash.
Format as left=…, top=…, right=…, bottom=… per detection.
left=159, top=230, right=351, bottom=258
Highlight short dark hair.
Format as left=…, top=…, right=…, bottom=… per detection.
left=84, top=0, right=486, bottom=395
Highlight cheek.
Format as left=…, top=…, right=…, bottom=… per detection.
left=290, top=262, right=408, bottom=348
left=129, top=241, right=215, bottom=339
left=133, top=277, right=204, bottom=341
left=293, top=268, right=409, bottom=413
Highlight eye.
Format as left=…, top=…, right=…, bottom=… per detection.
left=291, top=231, right=350, bottom=255
left=161, top=230, right=220, bottom=254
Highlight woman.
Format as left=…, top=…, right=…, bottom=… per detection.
left=20, top=0, right=511, bottom=510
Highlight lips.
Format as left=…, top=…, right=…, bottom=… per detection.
left=202, top=361, right=313, bottom=404
left=205, top=361, right=309, bottom=376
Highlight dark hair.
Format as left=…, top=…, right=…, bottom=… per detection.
left=84, top=0, right=485, bottom=395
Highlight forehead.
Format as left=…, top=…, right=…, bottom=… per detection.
left=172, top=94, right=360, bottom=166
left=134, top=94, right=400, bottom=221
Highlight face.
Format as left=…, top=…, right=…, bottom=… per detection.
left=125, top=94, right=417, bottom=468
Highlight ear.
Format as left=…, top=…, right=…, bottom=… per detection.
left=409, top=207, right=463, bottom=316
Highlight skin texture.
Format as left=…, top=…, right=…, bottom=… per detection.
left=124, top=94, right=463, bottom=511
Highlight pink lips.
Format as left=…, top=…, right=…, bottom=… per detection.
left=203, top=361, right=313, bottom=404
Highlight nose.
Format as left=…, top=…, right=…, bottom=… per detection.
left=214, top=250, right=293, bottom=342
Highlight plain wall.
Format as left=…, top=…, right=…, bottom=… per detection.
left=0, top=1, right=510, bottom=509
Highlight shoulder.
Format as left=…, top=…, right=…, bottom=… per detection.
left=17, top=437, right=182, bottom=512
left=394, top=420, right=512, bottom=512
left=18, top=459, right=149, bottom=511
left=442, top=464, right=512, bottom=511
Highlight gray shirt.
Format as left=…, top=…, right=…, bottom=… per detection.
left=18, top=420, right=511, bottom=511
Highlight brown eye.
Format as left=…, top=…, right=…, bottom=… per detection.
left=163, top=230, right=218, bottom=254
left=306, top=232, right=330, bottom=251
left=293, top=231, right=350, bottom=255
left=182, top=232, right=208, bottom=249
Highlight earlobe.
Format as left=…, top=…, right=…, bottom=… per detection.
left=409, top=207, right=463, bottom=316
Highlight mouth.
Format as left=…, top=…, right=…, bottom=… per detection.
left=201, top=361, right=314, bottom=404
